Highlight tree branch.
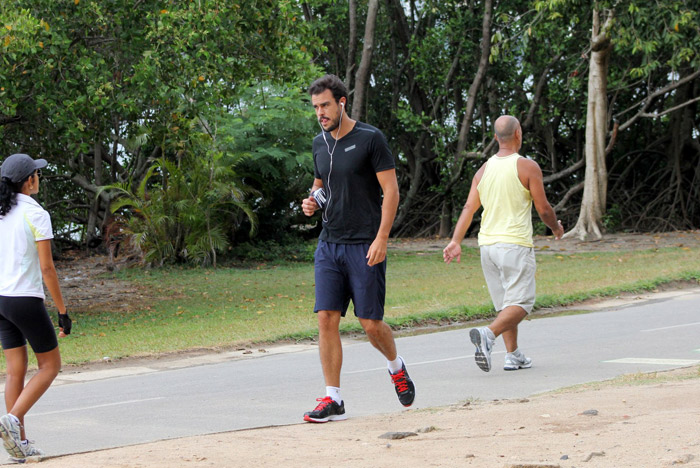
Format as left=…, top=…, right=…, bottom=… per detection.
left=640, top=96, right=700, bottom=119
left=605, top=120, right=619, bottom=155
left=352, top=0, right=380, bottom=120
left=617, top=69, right=700, bottom=132
left=0, top=115, right=21, bottom=126
left=543, top=158, right=585, bottom=184
left=554, top=181, right=584, bottom=212
left=523, top=52, right=564, bottom=129
left=345, top=0, right=358, bottom=89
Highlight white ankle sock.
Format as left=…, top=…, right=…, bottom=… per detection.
left=510, top=348, right=524, bottom=358
left=387, top=355, right=404, bottom=374
left=485, top=327, right=496, bottom=341
left=7, top=414, right=19, bottom=425
left=326, top=386, right=341, bottom=404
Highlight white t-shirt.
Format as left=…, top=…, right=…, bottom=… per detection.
left=0, top=194, right=54, bottom=299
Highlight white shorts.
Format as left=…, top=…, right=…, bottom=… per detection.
left=480, top=243, right=536, bottom=314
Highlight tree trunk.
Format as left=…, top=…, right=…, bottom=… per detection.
left=86, top=142, right=104, bottom=246
left=453, top=0, right=492, bottom=164
left=439, top=198, right=452, bottom=238
left=352, top=0, right=379, bottom=120
left=439, top=0, right=493, bottom=236
left=564, top=9, right=613, bottom=241
left=345, top=0, right=358, bottom=94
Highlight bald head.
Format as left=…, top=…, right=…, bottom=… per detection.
left=494, top=115, right=521, bottom=143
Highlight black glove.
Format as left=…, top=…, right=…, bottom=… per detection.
left=58, top=312, right=72, bottom=335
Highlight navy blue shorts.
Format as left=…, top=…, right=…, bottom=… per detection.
left=0, top=296, right=59, bottom=353
left=314, top=240, right=386, bottom=319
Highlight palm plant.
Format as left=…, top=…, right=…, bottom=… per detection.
left=105, top=147, right=257, bottom=267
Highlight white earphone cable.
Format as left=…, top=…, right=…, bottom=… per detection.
left=320, top=103, right=343, bottom=224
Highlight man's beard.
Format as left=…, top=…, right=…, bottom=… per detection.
left=321, top=117, right=339, bottom=133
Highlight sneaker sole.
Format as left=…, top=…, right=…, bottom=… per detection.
left=303, top=413, right=348, bottom=423
left=469, top=329, right=491, bottom=372
left=398, top=389, right=415, bottom=408
left=9, top=455, right=43, bottom=464
left=399, top=396, right=415, bottom=407
left=503, top=361, right=532, bottom=371
left=504, top=363, right=532, bottom=371
left=0, top=420, right=24, bottom=459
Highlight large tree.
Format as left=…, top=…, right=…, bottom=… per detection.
left=1, top=0, right=318, bottom=246
left=565, top=8, right=614, bottom=241
left=538, top=0, right=700, bottom=239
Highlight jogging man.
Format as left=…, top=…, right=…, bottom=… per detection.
left=443, top=115, right=563, bottom=372
left=301, top=74, right=415, bottom=422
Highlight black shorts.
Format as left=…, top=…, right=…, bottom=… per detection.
left=0, top=296, right=58, bottom=353
left=313, top=240, right=386, bottom=320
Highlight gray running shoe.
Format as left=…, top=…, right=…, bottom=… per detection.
left=10, top=440, right=44, bottom=463
left=470, top=327, right=494, bottom=372
left=0, top=415, right=24, bottom=459
left=504, top=353, right=532, bottom=371
left=22, top=441, right=43, bottom=457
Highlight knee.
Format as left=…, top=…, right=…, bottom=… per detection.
left=317, top=310, right=340, bottom=332
left=38, top=354, right=62, bottom=379
left=360, top=319, right=383, bottom=338
left=5, top=357, right=28, bottom=381
left=6, top=363, right=28, bottom=381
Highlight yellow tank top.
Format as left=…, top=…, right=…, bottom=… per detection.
left=477, top=153, right=533, bottom=247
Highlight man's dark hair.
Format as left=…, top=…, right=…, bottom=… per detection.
left=308, top=74, right=348, bottom=102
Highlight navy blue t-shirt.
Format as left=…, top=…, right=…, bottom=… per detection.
left=313, top=121, right=395, bottom=244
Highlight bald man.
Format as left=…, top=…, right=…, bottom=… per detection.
left=443, top=115, right=563, bottom=372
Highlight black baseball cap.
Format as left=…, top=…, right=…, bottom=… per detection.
left=0, top=153, right=48, bottom=183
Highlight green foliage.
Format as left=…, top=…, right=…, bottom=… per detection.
left=212, top=84, right=318, bottom=241
left=602, top=204, right=622, bottom=232
left=108, top=150, right=256, bottom=267
left=105, top=80, right=321, bottom=266
left=229, top=238, right=317, bottom=263
left=3, top=0, right=700, bottom=250
left=533, top=220, right=547, bottom=236
left=0, top=0, right=320, bottom=244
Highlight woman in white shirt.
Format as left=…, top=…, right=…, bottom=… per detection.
left=0, top=153, right=71, bottom=461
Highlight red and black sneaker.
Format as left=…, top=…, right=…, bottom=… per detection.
left=390, top=363, right=416, bottom=407
left=303, top=396, right=347, bottom=423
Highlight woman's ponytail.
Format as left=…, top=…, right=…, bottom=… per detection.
left=0, top=176, right=24, bottom=216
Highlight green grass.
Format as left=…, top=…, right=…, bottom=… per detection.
left=22, top=246, right=700, bottom=369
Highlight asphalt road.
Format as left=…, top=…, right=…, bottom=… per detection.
left=3, top=287, right=700, bottom=460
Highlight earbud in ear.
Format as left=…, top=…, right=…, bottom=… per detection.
left=341, top=102, right=345, bottom=108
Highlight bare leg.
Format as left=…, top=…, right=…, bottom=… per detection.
left=317, top=310, right=342, bottom=387
left=3, top=346, right=61, bottom=440
left=4, top=346, right=28, bottom=439
left=488, top=305, right=527, bottom=353
left=358, top=318, right=397, bottom=361
left=501, top=327, right=519, bottom=353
